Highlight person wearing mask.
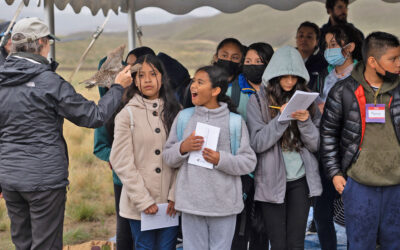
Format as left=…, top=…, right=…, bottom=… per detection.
left=93, top=46, right=155, bottom=250
left=227, top=42, right=274, bottom=121
left=229, top=42, right=274, bottom=250
left=0, top=17, right=132, bottom=249
left=0, top=21, right=13, bottom=65
left=247, top=46, right=322, bottom=250
left=313, top=23, right=362, bottom=250
left=183, top=38, right=245, bottom=108
left=319, top=0, right=364, bottom=53
left=296, top=21, right=328, bottom=91
left=320, top=31, right=400, bottom=250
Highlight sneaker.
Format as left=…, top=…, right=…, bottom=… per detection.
left=306, top=219, right=317, bottom=235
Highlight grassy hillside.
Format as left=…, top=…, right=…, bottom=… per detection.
left=141, top=0, right=400, bottom=46
left=56, top=0, right=400, bottom=74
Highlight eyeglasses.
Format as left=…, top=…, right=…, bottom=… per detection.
left=49, top=39, right=54, bottom=45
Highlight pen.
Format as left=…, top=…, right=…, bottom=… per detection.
left=269, top=106, right=281, bottom=110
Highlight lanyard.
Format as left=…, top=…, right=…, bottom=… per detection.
left=365, top=78, right=383, bottom=106
left=373, top=86, right=382, bottom=106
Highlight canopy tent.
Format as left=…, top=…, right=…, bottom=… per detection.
left=4, top=0, right=400, bottom=58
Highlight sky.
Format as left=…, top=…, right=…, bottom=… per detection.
left=0, top=1, right=220, bottom=35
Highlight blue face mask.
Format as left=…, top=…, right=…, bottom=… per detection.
left=324, top=47, right=346, bottom=66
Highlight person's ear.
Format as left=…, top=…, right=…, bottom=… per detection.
left=367, top=56, right=378, bottom=70
left=346, top=42, right=355, bottom=53
left=211, top=87, right=221, bottom=97
left=213, top=54, right=218, bottom=63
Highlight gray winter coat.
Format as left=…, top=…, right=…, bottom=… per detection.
left=163, top=103, right=257, bottom=216
left=247, top=46, right=322, bottom=204
left=0, top=53, right=124, bottom=192
left=0, top=47, right=7, bottom=66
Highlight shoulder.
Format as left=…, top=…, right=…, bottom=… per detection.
left=115, top=107, right=130, bottom=125
left=35, top=70, right=68, bottom=89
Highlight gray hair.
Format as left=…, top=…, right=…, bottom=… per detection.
left=11, top=33, right=48, bottom=54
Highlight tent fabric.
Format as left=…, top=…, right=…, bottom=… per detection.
left=4, top=0, right=400, bottom=16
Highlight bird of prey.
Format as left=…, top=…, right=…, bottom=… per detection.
left=81, top=44, right=135, bottom=88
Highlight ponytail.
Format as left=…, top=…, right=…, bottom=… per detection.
left=217, top=92, right=238, bottom=113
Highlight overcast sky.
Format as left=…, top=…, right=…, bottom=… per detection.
left=0, top=1, right=220, bottom=35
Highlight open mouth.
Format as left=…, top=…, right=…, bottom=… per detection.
left=192, top=92, right=198, bottom=98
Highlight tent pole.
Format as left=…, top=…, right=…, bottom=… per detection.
left=127, top=0, right=136, bottom=50
left=44, top=0, right=55, bottom=60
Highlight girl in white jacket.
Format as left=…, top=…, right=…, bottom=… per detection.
left=110, top=54, right=181, bottom=250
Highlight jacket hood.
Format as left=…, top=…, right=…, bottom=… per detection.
left=0, top=54, right=51, bottom=87
left=352, top=61, right=400, bottom=95
left=127, top=93, right=164, bottom=111
left=262, top=45, right=310, bottom=87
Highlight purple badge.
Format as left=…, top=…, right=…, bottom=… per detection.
left=365, top=104, right=385, bottom=123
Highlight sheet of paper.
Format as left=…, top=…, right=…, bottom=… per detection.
left=278, top=90, right=319, bottom=122
left=141, top=203, right=179, bottom=231
left=188, top=122, right=220, bottom=169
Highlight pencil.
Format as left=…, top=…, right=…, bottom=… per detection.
left=269, top=106, right=281, bottom=109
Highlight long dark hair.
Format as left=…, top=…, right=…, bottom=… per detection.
left=107, top=54, right=180, bottom=139
left=195, top=65, right=237, bottom=113
left=265, top=76, right=316, bottom=151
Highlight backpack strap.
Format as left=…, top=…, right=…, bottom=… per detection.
left=231, top=78, right=241, bottom=108
left=176, top=107, right=242, bottom=155
left=177, top=107, right=195, bottom=141
left=229, top=112, right=242, bottom=155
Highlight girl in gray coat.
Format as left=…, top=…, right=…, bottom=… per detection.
left=163, top=65, right=257, bottom=250
left=246, top=45, right=322, bottom=250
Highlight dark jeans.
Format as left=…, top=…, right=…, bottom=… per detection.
left=261, top=177, right=311, bottom=250
left=2, top=188, right=66, bottom=250
left=231, top=209, right=269, bottom=250
left=314, top=169, right=337, bottom=250
left=129, top=220, right=178, bottom=250
left=343, top=177, right=400, bottom=250
left=114, top=184, right=135, bottom=249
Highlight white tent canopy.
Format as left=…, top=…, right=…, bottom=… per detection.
left=4, top=0, right=400, bottom=58
left=5, top=0, right=400, bottom=15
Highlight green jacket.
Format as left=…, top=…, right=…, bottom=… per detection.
left=347, top=63, right=400, bottom=186
left=93, top=86, right=122, bottom=186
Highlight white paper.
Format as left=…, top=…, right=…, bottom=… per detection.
left=141, top=203, right=179, bottom=231
left=188, top=122, right=220, bottom=169
left=278, top=90, right=319, bottom=122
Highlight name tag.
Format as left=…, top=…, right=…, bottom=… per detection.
left=366, top=104, right=385, bottom=123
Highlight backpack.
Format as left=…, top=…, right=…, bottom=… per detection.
left=176, top=107, right=242, bottom=155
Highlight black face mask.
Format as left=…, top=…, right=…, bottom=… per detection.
left=215, top=59, right=240, bottom=76
left=242, top=65, right=267, bottom=84
left=376, top=61, right=399, bottom=83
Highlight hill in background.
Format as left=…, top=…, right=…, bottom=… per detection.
left=56, top=0, right=400, bottom=73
